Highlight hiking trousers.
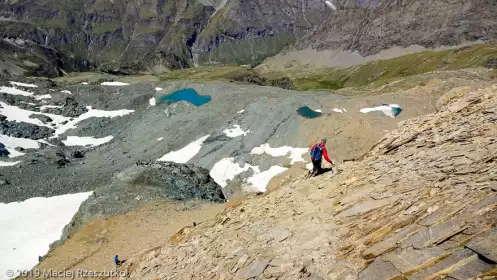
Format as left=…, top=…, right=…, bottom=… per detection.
left=311, top=159, right=322, bottom=177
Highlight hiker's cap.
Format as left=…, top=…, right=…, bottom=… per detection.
left=321, top=138, right=327, bottom=143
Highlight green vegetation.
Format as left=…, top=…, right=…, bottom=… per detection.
left=264, top=44, right=497, bottom=91
left=91, top=23, right=119, bottom=36
left=38, top=19, right=67, bottom=30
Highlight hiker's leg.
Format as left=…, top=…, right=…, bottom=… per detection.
left=316, top=160, right=323, bottom=175
left=311, top=160, right=319, bottom=177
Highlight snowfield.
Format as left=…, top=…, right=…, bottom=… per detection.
left=251, top=144, right=308, bottom=164
left=158, top=135, right=210, bottom=163
left=223, top=125, right=250, bottom=138
left=100, top=82, right=130, bottom=86
left=0, top=192, right=92, bottom=280
left=62, top=136, right=114, bottom=147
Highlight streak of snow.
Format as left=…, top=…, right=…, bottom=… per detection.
left=360, top=104, right=401, bottom=118
left=60, top=90, right=72, bottom=94
left=0, top=102, right=134, bottom=137
left=223, top=125, right=250, bottom=138
left=0, top=161, right=21, bottom=167
left=155, top=87, right=163, bottom=91
left=157, top=135, right=210, bottom=163
left=81, top=82, right=89, bottom=85
left=314, top=109, right=323, bottom=113
left=0, top=192, right=92, bottom=278
left=237, top=109, right=245, bottom=114
left=9, top=81, right=38, bottom=88
left=54, top=106, right=135, bottom=136
left=149, top=97, right=156, bottom=107
left=332, top=108, right=344, bottom=113
left=62, top=136, right=114, bottom=147
left=101, top=82, right=129, bottom=86
left=0, top=86, right=33, bottom=96
left=157, top=137, right=164, bottom=141
left=251, top=144, right=308, bottom=164
left=324, top=0, right=337, bottom=10
left=40, top=105, right=63, bottom=110
left=34, top=94, right=51, bottom=100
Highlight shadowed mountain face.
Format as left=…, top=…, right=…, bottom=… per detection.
left=0, top=0, right=496, bottom=75
left=0, top=0, right=328, bottom=75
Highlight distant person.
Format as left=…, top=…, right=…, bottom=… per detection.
left=309, top=138, right=334, bottom=177
left=114, top=255, right=121, bottom=267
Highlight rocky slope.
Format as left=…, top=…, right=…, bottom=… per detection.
left=1, top=0, right=496, bottom=75
left=113, top=84, right=497, bottom=279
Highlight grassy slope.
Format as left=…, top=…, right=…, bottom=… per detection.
left=271, top=44, right=497, bottom=91
left=157, top=44, right=497, bottom=90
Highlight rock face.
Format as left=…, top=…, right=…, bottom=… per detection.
left=119, top=85, right=497, bottom=280
left=0, top=117, right=54, bottom=140
left=2, top=0, right=494, bottom=73
left=292, top=0, right=497, bottom=56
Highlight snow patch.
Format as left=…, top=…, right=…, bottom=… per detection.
left=155, top=87, right=163, bottom=91
left=0, top=192, right=92, bottom=278
left=81, top=82, right=89, bottom=85
left=251, top=144, right=308, bottom=164
left=0, top=86, right=33, bottom=97
left=332, top=108, right=345, bottom=113
left=0, top=134, right=41, bottom=157
left=62, top=136, right=114, bottom=147
left=0, top=160, right=21, bottom=167
left=210, top=158, right=287, bottom=192
left=100, top=82, right=129, bottom=86
left=360, top=104, right=401, bottom=118
left=210, top=158, right=257, bottom=188
left=157, top=137, right=164, bottom=142
left=149, top=97, right=156, bottom=107
left=324, top=0, right=337, bottom=10
left=314, top=109, right=323, bottom=113
left=39, top=105, right=63, bottom=110
left=9, top=81, right=38, bottom=88
left=60, top=90, right=72, bottom=94
left=223, top=125, right=250, bottom=138
left=245, top=166, right=288, bottom=192
left=237, top=109, right=245, bottom=114
left=157, top=135, right=210, bottom=163
left=34, top=94, right=51, bottom=100
left=54, top=106, right=135, bottom=136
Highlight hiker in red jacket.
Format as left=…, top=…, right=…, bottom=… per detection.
left=310, top=138, right=334, bottom=177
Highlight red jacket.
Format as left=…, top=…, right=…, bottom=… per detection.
left=311, top=142, right=333, bottom=163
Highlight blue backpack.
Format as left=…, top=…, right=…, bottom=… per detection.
left=310, top=144, right=323, bottom=160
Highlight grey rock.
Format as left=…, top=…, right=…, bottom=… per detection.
left=235, top=259, right=270, bottom=280
left=336, top=195, right=400, bottom=218
left=359, top=259, right=400, bottom=280
left=269, top=227, right=292, bottom=242
left=403, top=218, right=467, bottom=249
left=0, top=119, right=54, bottom=140
left=466, top=228, right=497, bottom=263
left=29, top=114, right=53, bottom=123
left=382, top=247, right=446, bottom=274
